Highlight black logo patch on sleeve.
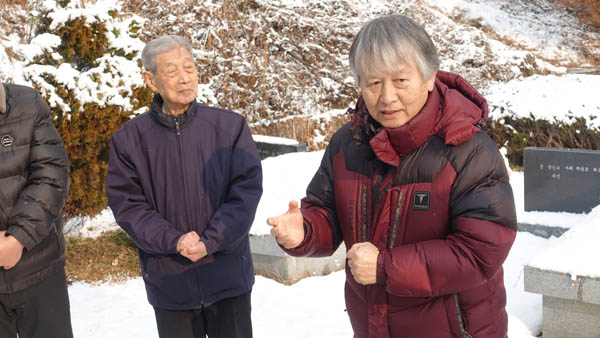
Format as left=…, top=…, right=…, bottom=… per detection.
left=1, top=135, right=13, bottom=147
left=413, top=191, right=430, bottom=210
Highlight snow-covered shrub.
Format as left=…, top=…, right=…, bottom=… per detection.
left=22, top=0, right=153, bottom=219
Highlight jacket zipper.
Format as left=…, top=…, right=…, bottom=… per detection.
left=0, top=190, right=12, bottom=292
left=0, top=203, right=7, bottom=228
left=454, top=294, right=472, bottom=338
left=388, top=191, right=403, bottom=249
left=361, top=183, right=368, bottom=242
left=174, top=115, right=204, bottom=303
left=0, top=189, right=9, bottom=229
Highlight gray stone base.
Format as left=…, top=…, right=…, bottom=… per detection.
left=524, top=266, right=600, bottom=338
left=542, top=296, right=600, bottom=338
left=249, top=234, right=345, bottom=285
left=517, top=223, right=569, bottom=239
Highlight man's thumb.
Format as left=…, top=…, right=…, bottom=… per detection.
left=288, top=200, right=299, bottom=212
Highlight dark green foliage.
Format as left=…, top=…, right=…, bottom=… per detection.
left=484, top=114, right=600, bottom=169
left=56, top=17, right=108, bottom=71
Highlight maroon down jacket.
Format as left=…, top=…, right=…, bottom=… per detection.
left=284, top=71, right=517, bottom=338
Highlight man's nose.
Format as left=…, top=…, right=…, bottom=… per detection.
left=380, top=81, right=397, bottom=105
left=179, top=70, right=191, bottom=83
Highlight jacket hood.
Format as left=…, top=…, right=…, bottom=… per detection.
left=434, top=71, right=488, bottom=145
left=349, top=71, right=488, bottom=166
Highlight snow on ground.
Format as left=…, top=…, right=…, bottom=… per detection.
left=66, top=149, right=583, bottom=338
left=504, top=232, right=559, bottom=336
left=68, top=229, right=555, bottom=338
left=528, top=205, right=600, bottom=279
left=430, top=0, right=597, bottom=63
left=252, top=150, right=324, bottom=235
left=63, top=64, right=600, bottom=338
left=64, top=208, right=120, bottom=238
left=252, top=134, right=302, bottom=145
left=1, top=0, right=599, bottom=336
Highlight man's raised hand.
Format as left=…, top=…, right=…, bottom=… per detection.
left=267, top=200, right=305, bottom=249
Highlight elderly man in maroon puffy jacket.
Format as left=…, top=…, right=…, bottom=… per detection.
left=268, top=15, right=516, bottom=338
left=106, top=35, right=262, bottom=338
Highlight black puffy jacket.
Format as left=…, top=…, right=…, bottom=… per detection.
left=0, top=83, right=70, bottom=293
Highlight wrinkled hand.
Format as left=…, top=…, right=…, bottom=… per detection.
left=177, top=231, right=207, bottom=262
left=347, top=242, right=379, bottom=285
left=181, top=241, right=207, bottom=262
left=177, top=231, right=199, bottom=252
left=267, top=200, right=305, bottom=249
left=0, top=231, right=24, bottom=270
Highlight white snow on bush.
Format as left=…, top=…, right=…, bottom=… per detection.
left=485, top=74, right=600, bottom=128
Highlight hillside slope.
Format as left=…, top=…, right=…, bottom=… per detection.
left=1, top=0, right=599, bottom=148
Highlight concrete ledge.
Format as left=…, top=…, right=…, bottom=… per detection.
left=249, top=234, right=345, bottom=284
left=524, top=266, right=600, bottom=338
left=524, top=266, right=580, bottom=300
left=517, top=223, right=569, bottom=239
left=252, top=135, right=307, bottom=160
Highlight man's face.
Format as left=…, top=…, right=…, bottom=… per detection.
left=359, top=59, right=436, bottom=129
left=143, top=46, right=198, bottom=113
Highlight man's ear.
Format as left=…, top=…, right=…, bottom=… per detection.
left=142, top=71, right=158, bottom=92
left=426, top=71, right=437, bottom=92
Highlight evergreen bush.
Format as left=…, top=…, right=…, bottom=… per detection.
left=484, top=115, right=600, bottom=169
left=23, top=0, right=153, bottom=220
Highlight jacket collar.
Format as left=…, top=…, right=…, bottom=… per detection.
left=349, top=71, right=488, bottom=167
left=149, top=93, right=194, bottom=129
left=369, top=86, right=442, bottom=166
left=0, top=83, right=6, bottom=114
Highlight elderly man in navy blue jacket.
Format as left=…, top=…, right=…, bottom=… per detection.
left=106, top=35, right=262, bottom=338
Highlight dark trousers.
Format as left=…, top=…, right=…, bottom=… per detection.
left=0, top=266, right=73, bottom=338
left=154, top=291, right=252, bottom=338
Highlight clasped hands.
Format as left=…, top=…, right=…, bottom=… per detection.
left=176, top=231, right=207, bottom=262
left=267, top=200, right=380, bottom=285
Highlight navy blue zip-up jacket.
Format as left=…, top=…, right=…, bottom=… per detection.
left=106, top=94, right=262, bottom=309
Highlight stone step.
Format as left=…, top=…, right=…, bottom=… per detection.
left=524, top=266, right=600, bottom=338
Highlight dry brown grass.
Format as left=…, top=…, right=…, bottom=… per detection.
left=557, top=0, right=600, bottom=32
left=0, top=0, right=37, bottom=44
left=121, top=0, right=358, bottom=146
left=65, top=230, right=140, bottom=284
left=0, top=0, right=28, bottom=6
left=251, top=113, right=350, bottom=150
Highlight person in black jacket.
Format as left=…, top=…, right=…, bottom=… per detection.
left=106, top=35, right=262, bottom=338
left=0, top=82, right=72, bottom=338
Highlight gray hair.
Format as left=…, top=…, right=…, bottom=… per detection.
left=142, top=35, right=194, bottom=73
left=349, top=15, right=440, bottom=86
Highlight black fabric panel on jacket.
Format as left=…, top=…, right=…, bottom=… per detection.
left=394, top=137, right=449, bottom=186
left=328, top=123, right=378, bottom=179
left=304, top=124, right=351, bottom=249
left=448, top=131, right=517, bottom=230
